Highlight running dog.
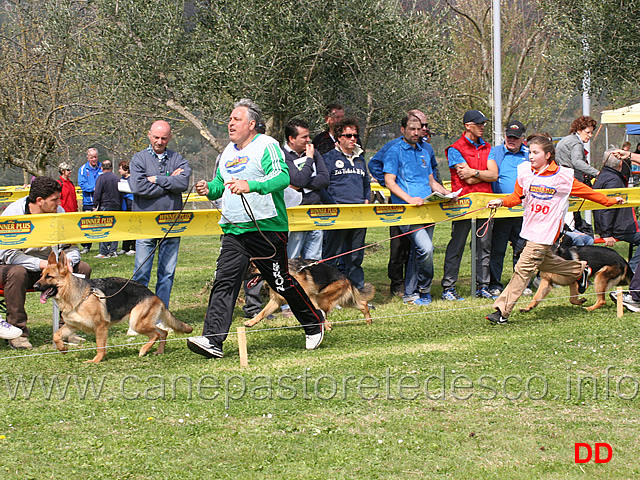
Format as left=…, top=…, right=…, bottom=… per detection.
left=243, top=259, right=375, bottom=330
left=35, top=251, right=193, bottom=363
left=520, top=244, right=632, bottom=313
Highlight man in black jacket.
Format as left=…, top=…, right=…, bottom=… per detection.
left=93, top=160, right=123, bottom=258
left=283, top=119, right=330, bottom=260
left=312, top=103, right=344, bottom=155
left=593, top=150, right=640, bottom=273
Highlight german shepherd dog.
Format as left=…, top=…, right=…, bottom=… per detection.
left=243, top=259, right=375, bottom=330
left=520, top=244, right=632, bottom=313
left=35, top=251, right=193, bottom=363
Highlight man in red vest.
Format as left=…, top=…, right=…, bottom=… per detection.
left=441, top=110, right=497, bottom=301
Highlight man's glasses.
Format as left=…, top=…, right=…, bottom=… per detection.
left=340, top=133, right=358, bottom=139
left=421, top=123, right=429, bottom=129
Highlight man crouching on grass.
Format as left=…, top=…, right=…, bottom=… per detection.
left=187, top=99, right=325, bottom=359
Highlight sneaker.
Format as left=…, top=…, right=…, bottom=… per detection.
left=108, top=252, right=118, bottom=258
left=80, top=247, right=90, bottom=254
left=94, top=253, right=108, bottom=258
left=281, top=307, right=294, bottom=318
left=64, top=333, right=86, bottom=346
left=305, top=325, right=324, bottom=350
left=609, top=290, right=640, bottom=312
left=522, top=287, right=533, bottom=296
left=476, top=287, right=497, bottom=299
left=489, top=288, right=502, bottom=297
left=403, top=294, right=419, bottom=304
left=9, top=336, right=33, bottom=349
left=412, top=294, right=432, bottom=306
left=126, top=250, right=136, bottom=256
left=442, top=287, right=465, bottom=301
left=0, top=320, right=22, bottom=340
left=578, top=266, right=592, bottom=294
left=186, top=336, right=223, bottom=358
left=486, top=309, right=509, bottom=325
left=117, top=250, right=126, bottom=255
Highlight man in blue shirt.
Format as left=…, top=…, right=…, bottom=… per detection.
left=369, top=109, right=439, bottom=296
left=77, top=148, right=102, bottom=254
left=383, top=115, right=450, bottom=305
left=488, top=120, right=529, bottom=295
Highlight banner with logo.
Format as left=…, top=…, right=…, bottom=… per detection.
left=0, top=188, right=637, bottom=249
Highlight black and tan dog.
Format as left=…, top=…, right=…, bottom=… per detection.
left=35, top=251, right=192, bottom=363
left=520, top=244, right=632, bottom=313
left=243, top=259, right=375, bottom=330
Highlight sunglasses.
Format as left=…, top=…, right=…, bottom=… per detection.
left=421, top=123, right=429, bottom=129
left=340, top=133, right=358, bottom=139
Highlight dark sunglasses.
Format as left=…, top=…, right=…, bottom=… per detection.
left=340, top=133, right=358, bottom=139
left=421, top=123, right=429, bottom=129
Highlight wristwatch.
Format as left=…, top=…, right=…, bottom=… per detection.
left=474, top=170, right=480, bottom=178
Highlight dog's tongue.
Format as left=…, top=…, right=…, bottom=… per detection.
left=40, top=288, right=53, bottom=304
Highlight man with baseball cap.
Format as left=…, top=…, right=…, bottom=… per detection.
left=441, top=109, right=497, bottom=301
left=487, top=120, right=530, bottom=296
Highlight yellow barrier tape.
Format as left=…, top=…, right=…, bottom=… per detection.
left=0, top=188, right=636, bottom=248
left=0, top=185, right=210, bottom=204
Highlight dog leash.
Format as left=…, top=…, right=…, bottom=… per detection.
left=303, top=204, right=493, bottom=270
left=93, top=184, right=195, bottom=300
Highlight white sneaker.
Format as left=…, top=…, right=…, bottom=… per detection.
left=186, top=336, right=223, bottom=358
left=522, top=288, right=533, bottom=296
left=94, top=253, right=108, bottom=258
left=0, top=319, right=22, bottom=340
left=305, top=325, right=324, bottom=350
left=126, top=250, right=136, bottom=256
left=117, top=250, right=126, bottom=255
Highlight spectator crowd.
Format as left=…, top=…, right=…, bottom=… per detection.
left=1, top=101, right=639, bottom=356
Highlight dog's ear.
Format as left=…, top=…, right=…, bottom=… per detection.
left=57, top=250, right=68, bottom=270
left=47, top=251, right=57, bottom=265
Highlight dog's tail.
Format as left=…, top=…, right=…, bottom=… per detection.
left=159, top=309, right=193, bottom=334
left=357, top=282, right=376, bottom=302
left=340, top=282, right=375, bottom=308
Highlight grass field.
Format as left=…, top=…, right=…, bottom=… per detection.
left=1, top=226, right=638, bottom=479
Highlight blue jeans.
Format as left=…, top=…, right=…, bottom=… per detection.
left=99, top=241, right=118, bottom=256
left=564, top=231, right=594, bottom=246
left=287, top=230, right=323, bottom=260
left=400, top=224, right=434, bottom=299
left=132, top=237, right=181, bottom=307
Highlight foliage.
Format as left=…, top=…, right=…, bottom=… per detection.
left=540, top=0, right=640, bottom=106
left=432, top=0, right=575, bottom=138
left=0, top=0, right=95, bottom=174
left=78, top=0, right=448, bottom=149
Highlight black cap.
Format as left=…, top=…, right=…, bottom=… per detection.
left=505, top=120, right=525, bottom=138
left=463, top=110, right=488, bottom=124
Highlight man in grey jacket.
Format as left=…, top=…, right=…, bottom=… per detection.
left=129, top=120, right=192, bottom=308
left=0, top=177, right=91, bottom=349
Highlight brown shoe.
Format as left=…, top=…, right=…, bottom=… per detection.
left=9, top=336, right=33, bottom=350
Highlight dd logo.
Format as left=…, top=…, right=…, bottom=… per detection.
left=574, top=443, right=613, bottom=464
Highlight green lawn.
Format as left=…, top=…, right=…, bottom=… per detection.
left=1, top=227, right=638, bottom=479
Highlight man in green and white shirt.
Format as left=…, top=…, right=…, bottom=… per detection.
left=187, top=99, right=325, bottom=359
